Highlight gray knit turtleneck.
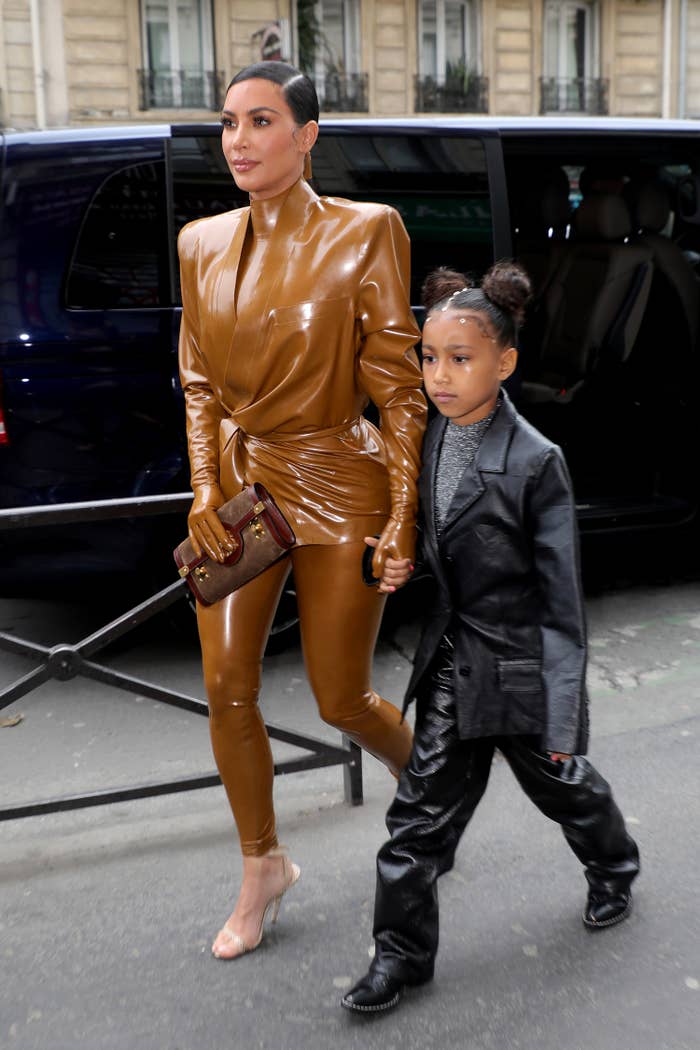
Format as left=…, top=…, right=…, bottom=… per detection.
left=434, top=405, right=498, bottom=533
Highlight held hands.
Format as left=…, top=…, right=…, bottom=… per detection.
left=364, top=534, right=414, bottom=594
left=188, top=485, right=235, bottom=563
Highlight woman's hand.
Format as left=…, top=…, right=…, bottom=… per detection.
left=364, top=535, right=414, bottom=594
left=188, top=485, right=235, bottom=563
left=371, top=517, right=416, bottom=580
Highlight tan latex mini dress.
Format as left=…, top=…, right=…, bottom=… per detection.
left=178, top=177, right=427, bottom=544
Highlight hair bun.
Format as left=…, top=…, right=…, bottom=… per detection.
left=421, top=267, right=473, bottom=312
left=481, top=261, right=532, bottom=327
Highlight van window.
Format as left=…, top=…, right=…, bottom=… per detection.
left=171, top=134, right=246, bottom=228
left=170, top=134, right=247, bottom=304
left=312, top=133, right=492, bottom=302
left=170, top=131, right=492, bottom=305
left=65, top=160, right=168, bottom=309
left=502, top=133, right=700, bottom=525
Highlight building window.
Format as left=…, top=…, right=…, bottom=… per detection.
left=416, top=0, right=487, bottom=112
left=540, top=0, right=607, bottom=114
left=297, top=0, right=368, bottom=111
left=139, top=0, right=222, bottom=110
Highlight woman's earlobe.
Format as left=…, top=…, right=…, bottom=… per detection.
left=302, top=120, right=320, bottom=152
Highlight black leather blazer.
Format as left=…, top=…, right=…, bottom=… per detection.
left=404, top=391, right=589, bottom=755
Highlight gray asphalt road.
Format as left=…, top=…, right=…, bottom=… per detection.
left=1, top=573, right=699, bottom=1050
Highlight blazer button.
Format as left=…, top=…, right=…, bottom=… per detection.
left=459, top=666, right=471, bottom=677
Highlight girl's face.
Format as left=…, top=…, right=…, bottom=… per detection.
left=421, top=309, right=517, bottom=426
left=220, top=78, right=318, bottom=200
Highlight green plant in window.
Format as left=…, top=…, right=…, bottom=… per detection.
left=445, top=59, right=475, bottom=94
left=297, top=0, right=322, bottom=73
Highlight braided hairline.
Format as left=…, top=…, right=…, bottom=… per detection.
left=429, top=286, right=511, bottom=344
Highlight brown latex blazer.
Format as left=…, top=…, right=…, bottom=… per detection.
left=178, top=176, right=427, bottom=552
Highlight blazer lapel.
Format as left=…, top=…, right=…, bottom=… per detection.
left=440, top=461, right=486, bottom=534
left=440, top=391, right=518, bottom=535
left=419, top=416, right=447, bottom=577
left=420, top=417, right=444, bottom=539
left=215, top=205, right=250, bottom=328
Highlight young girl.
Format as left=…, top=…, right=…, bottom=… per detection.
left=343, top=261, right=640, bottom=1014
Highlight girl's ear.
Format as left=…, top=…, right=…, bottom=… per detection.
left=499, top=347, right=518, bottom=380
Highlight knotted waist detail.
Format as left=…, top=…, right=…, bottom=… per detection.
left=245, top=417, right=365, bottom=446
left=220, top=415, right=369, bottom=455
left=217, top=412, right=391, bottom=545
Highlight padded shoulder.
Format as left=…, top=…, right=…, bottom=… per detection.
left=177, top=207, right=249, bottom=256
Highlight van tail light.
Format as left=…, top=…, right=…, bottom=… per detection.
left=0, top=372, right=9, bottom=446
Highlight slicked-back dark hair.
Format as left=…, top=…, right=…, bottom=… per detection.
left=227, top=61, right=319, bottom=125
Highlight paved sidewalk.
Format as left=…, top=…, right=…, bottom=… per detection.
left=1, top=581, right=699, bottom=1050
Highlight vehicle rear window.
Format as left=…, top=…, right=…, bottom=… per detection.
left=65, top=160, right=169, bottom=309
left=170, top=131, right=493, bottom=305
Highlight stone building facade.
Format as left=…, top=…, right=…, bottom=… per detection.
left=0, top=0, right=696, bottom=130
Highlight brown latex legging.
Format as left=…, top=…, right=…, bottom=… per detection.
left=196, top=541, right=413, bottom=855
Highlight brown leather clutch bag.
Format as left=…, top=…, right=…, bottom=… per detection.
left=173, top=483, right=296, bottom=605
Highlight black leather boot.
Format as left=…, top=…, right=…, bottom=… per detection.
left=583, top=889, right=632, bottom=929
left=341, top=966, right=405, bottom=1013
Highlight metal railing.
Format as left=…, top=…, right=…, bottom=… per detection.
left=414, top=74, right=489, bottom=113
left=137, top=68, right=225, bottom=110
left=539, top=76, right=609, bottom=115
left=0, top=493, right=363, bottom=821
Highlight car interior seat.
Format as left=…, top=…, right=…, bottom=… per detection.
left=624, top=178, right=699, bottom=354
left=512, top=166, right=572, bottom=297
left=521, top=193, right=654, bottom=404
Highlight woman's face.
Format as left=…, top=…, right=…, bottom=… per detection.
left=220, top=78, right=318, bottom=200
left=421, top=309, right=517, bottom=426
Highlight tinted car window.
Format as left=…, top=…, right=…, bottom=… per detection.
left=171, top=133, right=246, bottom=225
left=170, top=131, right=492, bottom=304
left=502, top=132, right=700, bottom=525
left=312, top=134, right=492, bottom=302
left=170, top=134, right=246, bottom=303
left=65, top=160, right=169, bottom=309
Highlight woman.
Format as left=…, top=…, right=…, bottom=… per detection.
left=178, top=61, right=427, bottom=960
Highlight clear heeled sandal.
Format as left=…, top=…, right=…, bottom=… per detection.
left=211, top=846, right=301, bottom=960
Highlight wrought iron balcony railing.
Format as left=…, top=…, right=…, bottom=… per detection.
left=138, top=68, right=225, bottom=111
left=313, top=71, right=369, bottom=112
left=414, top=74, right=489, bottom=113
left=539, top=77, right=609, bottom=115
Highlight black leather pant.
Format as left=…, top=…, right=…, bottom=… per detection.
left=372, top=683, right=640, bottom=984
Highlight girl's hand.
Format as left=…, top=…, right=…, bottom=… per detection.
left=371, top=518, right=417, bottom=581
left=364, top=535, right=413, bottom=594
left=548, top=752, right=573, bottom=762
left=188, top=485, right=236, bottom=563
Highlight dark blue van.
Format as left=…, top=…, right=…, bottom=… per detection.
left=2, top=117, right=700, bottom=582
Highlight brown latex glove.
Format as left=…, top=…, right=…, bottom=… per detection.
left=371, top=517, right=416, bottom=581
left=187, top=484, right=235, bottom=563
left=364, top=535, right=413, bottom=594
